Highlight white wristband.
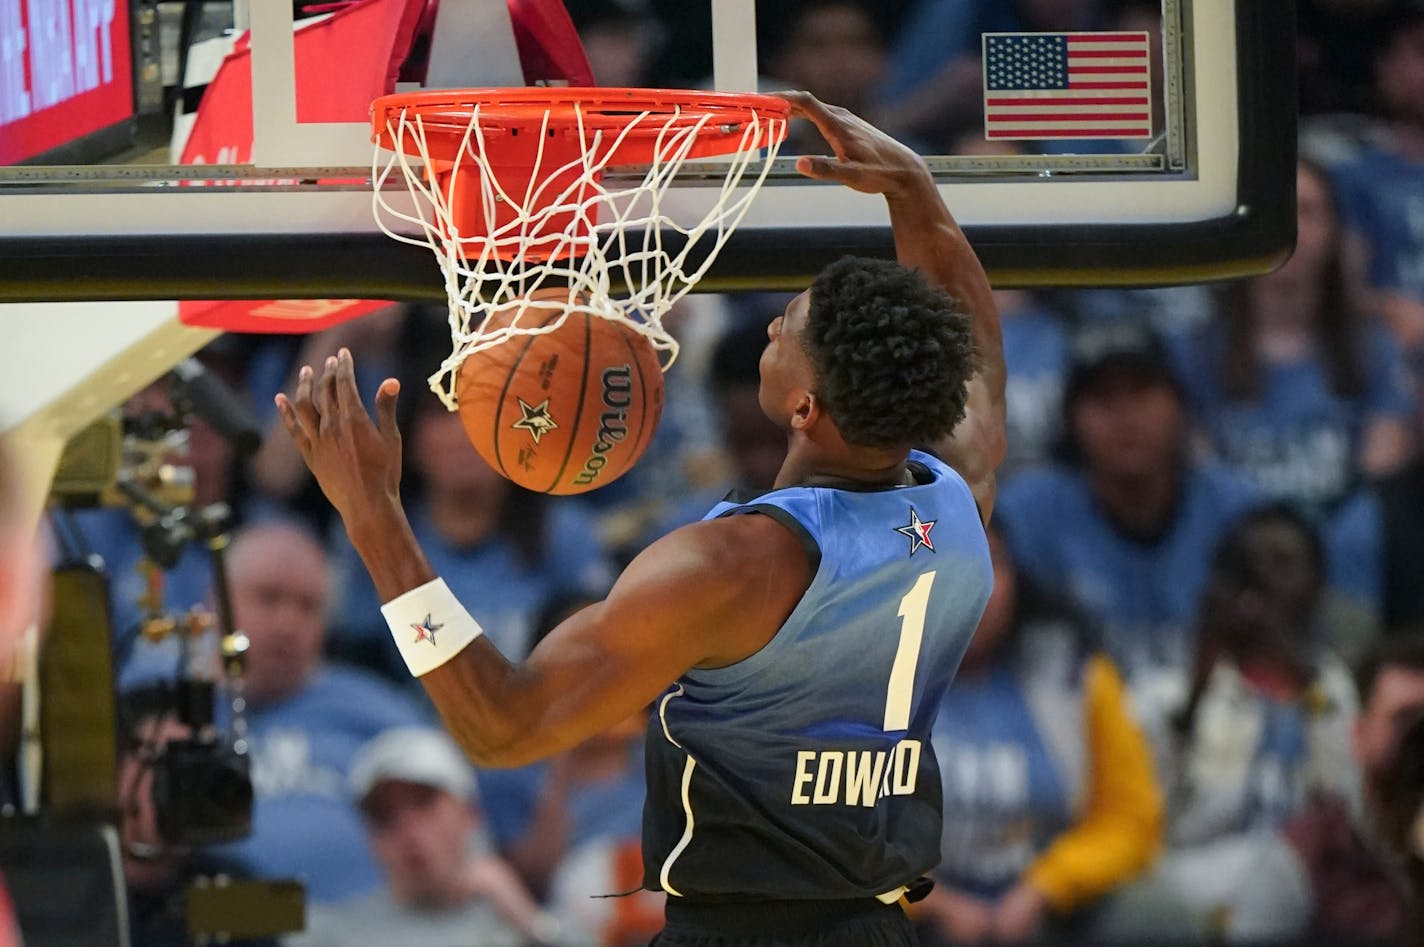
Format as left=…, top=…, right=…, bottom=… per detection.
left=380, top=578, right=483, bottom=677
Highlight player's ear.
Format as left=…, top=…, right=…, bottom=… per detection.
left=789, top=389, right=820, bottom=432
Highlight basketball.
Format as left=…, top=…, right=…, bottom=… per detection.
left=455, top=294, right=665, bottom=495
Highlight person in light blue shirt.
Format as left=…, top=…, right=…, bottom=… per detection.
left=213, top=521, right=428, bottom=903
left=997, top=319, right=1262, bottom=688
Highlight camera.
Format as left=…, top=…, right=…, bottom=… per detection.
left=153, top=735, right=254, bottom=847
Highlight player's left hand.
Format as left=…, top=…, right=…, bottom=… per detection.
left=275, top=347, right=404, bottom=528
left=776, top=90, right=931, bottom=200
left=991, top=881, right=1049, bottom=943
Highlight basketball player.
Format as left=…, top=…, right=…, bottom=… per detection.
left=276, top=92, right=1004, bottom=945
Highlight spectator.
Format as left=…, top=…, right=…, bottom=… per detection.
left=1333, top=2, right=1424, bottom=404
left=917, top=523, right=1162, bottom=946
left=291, top=727, right=552, bottom=947
left=1284, top=635, right=1424, bottom=943
left=328, top=391, right=615, bottom=673
left=219, top=521, right=428, bottom=903
left=1157, top=635, right=1424, bottom=944
left=1139, top=506, right=1359, bottom=848
left=116, top=689, right=274, bottom=947
left=995, top=320, right=1260, bottom=688
left=1173, top=160, right=1414, bottom=617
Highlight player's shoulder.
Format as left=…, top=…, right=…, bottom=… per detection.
left=626, top=509, right=815, bottom=616
left=668, top=509, right=812, bottom=572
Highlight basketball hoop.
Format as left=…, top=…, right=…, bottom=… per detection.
left=370, top=87, right=789, bottom=410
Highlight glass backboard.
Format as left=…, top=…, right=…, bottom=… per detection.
left=0, top=0, right=1296, bottom=303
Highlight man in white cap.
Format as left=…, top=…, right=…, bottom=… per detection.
left=289, top=726, right=558, bottom=947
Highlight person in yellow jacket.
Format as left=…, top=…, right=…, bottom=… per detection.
left=916, top=522, right=1164, bottom=945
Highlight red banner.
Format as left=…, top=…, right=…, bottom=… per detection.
left=0, top=0, right=133, bottom=164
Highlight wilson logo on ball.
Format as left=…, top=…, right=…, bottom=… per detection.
left=574, top=366, right=632, bottom=487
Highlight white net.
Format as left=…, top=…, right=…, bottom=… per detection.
left=372, top=97, right=787, bottom=410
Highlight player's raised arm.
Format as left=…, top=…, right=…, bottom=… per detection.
left=780, top=91, right=1007, bottom=521
left=274, top=349, right=807, bottom=767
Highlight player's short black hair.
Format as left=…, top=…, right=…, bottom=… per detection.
left=802, top=256, right=976, bottom=449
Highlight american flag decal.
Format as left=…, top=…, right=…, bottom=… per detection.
left=982, top=32, right=1152, bottom=141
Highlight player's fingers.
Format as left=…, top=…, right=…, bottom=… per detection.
left=274, top=394, right=312, bottom=455
left=334, top=347, right=363, bottom=421
left=374, top=378, right=402, bottom=445
left=795, top=155, right=872, bottom=189
left=775, top=91, right=852, bottom=159
left=315, top=355, right=341, bottom=431
left=291, top=365, right=319, bottom=432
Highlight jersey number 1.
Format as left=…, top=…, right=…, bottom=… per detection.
left=883, top=570, right=936, bottom=732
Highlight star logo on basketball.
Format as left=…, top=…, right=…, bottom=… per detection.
left=511, top=397, right=559, bottom=444
left=412, top=614, right=443, bottom=646
left=895, top=508, right=936, bottom=555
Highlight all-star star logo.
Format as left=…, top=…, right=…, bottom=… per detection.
left=511, top=397, right=559, bottom=444
left=895, top=507, right=936, bottom=555
left=412, top=614, right=443, bottom=646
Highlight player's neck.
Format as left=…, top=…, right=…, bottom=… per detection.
left=775, top=440, right=910, bottom=491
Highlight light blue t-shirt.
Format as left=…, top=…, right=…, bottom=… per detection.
left=933, top=664, right=1073, bottom=898
left=1172, top=323, right=1415, bottom=513
left=997, top=463, right=1261, bottom=683
left=221, top=665, right=429, bottom=903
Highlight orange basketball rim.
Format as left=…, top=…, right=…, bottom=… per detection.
left=370, top=87, right=790, bottom=263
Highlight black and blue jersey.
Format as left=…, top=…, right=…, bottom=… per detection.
left=642, top=449, right=993, bottom=902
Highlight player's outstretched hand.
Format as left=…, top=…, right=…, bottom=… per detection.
left=777, top=90, right=931, bottom=198
left=274, top=347, right=404, bottom=527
